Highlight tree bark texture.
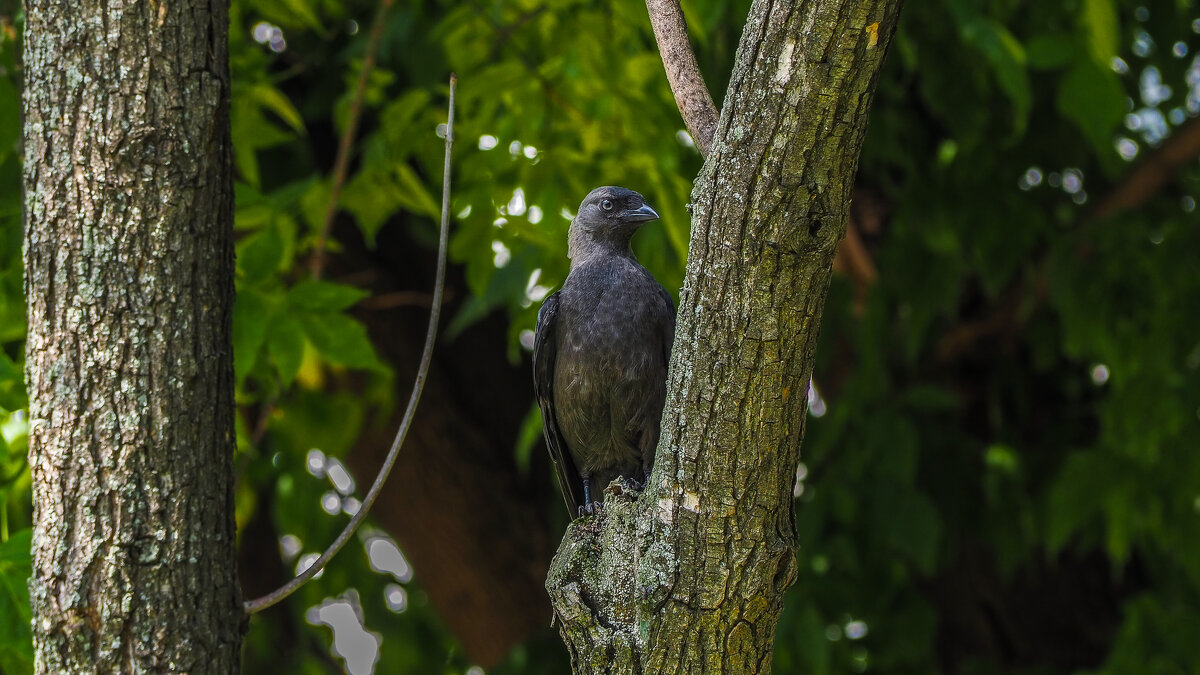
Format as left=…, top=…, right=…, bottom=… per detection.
left=546, top=1, right=903, bottom=672
left=23, top=1, right=242, bottom=672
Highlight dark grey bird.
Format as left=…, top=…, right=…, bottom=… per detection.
left=533, top=186, right=676, bottom=517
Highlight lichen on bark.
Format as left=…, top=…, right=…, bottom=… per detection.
left=546, top=1, right=905, bottom=672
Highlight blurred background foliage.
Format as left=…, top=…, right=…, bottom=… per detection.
left=1, top=0, right=1199, bottom=673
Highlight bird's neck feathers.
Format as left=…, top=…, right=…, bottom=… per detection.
left=567, top=224, right=635, bottom=265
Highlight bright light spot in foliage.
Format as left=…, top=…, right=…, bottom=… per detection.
left=252, top=22, right=273, bottom=43
left=251, top=21, right=287, bottom=52
left=384, top=584, right=408, bottom=613
left=1062, top=169, right=1084, bottom=194
left=1091, top=364, right=1111, bottom=385
left=808, top=381, right=827, bottom=417
left=525, top=268, right=551, bottom=306
left=279, top=534, right=302, bottom=560
left=478, top=135, right=499, bottom=150
left=520, top=330, right=536, bottom=351
left=845, top=620, right=869, bottom=640
left=342, top=497, right=362, bottom=516
left=492, top=240, right=511, bottom=267
left=1133, top=30, right=1154, bottom=58
left=794, top=462, right=808, bottom=498
left=523, top=145, right=538, bottom=159
left=457, top=204, right=472, bottom=219
left=1018, top=166, right=1043, bottom=190
left=347, top=20, right=359, bottom=35
left=509, top=140, right=523, bottom=156
left=1139, top=66, right=1173, bottom=107
left=1116, top=137, right=1140, bottom=161
left=321, top=491, right=341, bottom=515
left=307, top=595, right=381, bottom=675
left=326, top=458, right=355, bottom=495
left=507, top=188, right=527, bottom=217
left=676, top=129, right=695, bottom=148
left=467, top=667, right=486, bottom=675
left=1111, top=57, right=1130, bottom=74
left=528, top=205, right=544, bottom=224
left=307, top=449, right=327, bottom=477
left=1174, top=41, right=1189, bottom=58
left=367, top=535, right=413, bottom=583
left=1182, top=196, right=1196, bottom=212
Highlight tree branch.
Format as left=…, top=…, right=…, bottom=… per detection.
left=645, top=0, right=719, bottom=156
left=936, top=115, right=1200, bottom=362
left=1087, top=114, right=1200, bottom=222
left=548, top=2, right=904, bottom=670
left=244, top=73, right=456, bottom=615
left=310, top=0, right=396, bottom=280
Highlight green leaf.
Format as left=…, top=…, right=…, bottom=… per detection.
left=393, top=164, right=441, bottom=220
left=1045, top=452, right=1117, bottom=552
left=0, top=529, right=32, bottom=675
left=964, top=19, right=1031, bottom=136
left=267, top=312, right=306, bottom=387
left=236, top=224, right=285, bottom=283
left=873, top=484, right=943, bottom=575
left=0, top=78, right=18, bottom=165
left=286, top=281, right=369, bottom=312
left=1080, top=0, right=1119, bottom=68
left=1026, top=33, right=1076, bottom=70
left=233, top=288, right=272, bottom=383
left=249, top=84, right=305, bottom=134
left=299, top=312, right=386, bottom=371
left=1057, top=60, right=1125, bottom=160
left=0, top=351, right=25, bottom=412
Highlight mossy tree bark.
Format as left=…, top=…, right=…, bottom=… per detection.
left=546, top=0, right=904, bottom=671
left=22, top=1, right=242, bottom=672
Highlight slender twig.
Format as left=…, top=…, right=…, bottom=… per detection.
left=645, top=0, right=719, bottom=156
left=310, top=0, right=396, bottom=280
left=244, top=74, right=456, bottom=615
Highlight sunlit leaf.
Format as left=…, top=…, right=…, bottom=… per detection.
left=0, top=529, right=32, bottom=675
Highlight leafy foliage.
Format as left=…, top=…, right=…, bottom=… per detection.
left=2, top=0, right=1199, bottom=672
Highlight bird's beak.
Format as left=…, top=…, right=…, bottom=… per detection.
left=622, top=203, right=659, bottom=223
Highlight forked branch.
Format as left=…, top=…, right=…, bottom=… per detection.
left=645, top=0, right=719, bottom=156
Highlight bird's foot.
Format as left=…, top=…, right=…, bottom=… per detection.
left=577, top=501, right=602, bottom=518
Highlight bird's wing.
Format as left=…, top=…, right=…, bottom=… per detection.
left=533, top=292, right=585, bottom=517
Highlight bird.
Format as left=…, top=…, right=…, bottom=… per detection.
left=533, top=186, right=676, bottom=517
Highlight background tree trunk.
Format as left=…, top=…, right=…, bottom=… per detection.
left=546, top=0, right=903, bottom=671
left=22, top=1, right=242, bottom=672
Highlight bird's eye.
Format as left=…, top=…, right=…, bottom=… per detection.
left=600, top=199, right=614, bottom=212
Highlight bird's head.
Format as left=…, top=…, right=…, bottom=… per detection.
left=567, top=186, right=659, bottom=261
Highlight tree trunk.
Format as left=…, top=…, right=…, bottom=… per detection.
left=546, top=1, right=903, bottom=672
left=22, top=1, right=242, bottom=672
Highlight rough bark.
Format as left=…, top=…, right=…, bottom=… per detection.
left=546, top=1, right=903, bottom=672
left=23, top=1, right=242, bottom=672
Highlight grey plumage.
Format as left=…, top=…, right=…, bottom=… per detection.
left=533, top=186, right=676, bottom=517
